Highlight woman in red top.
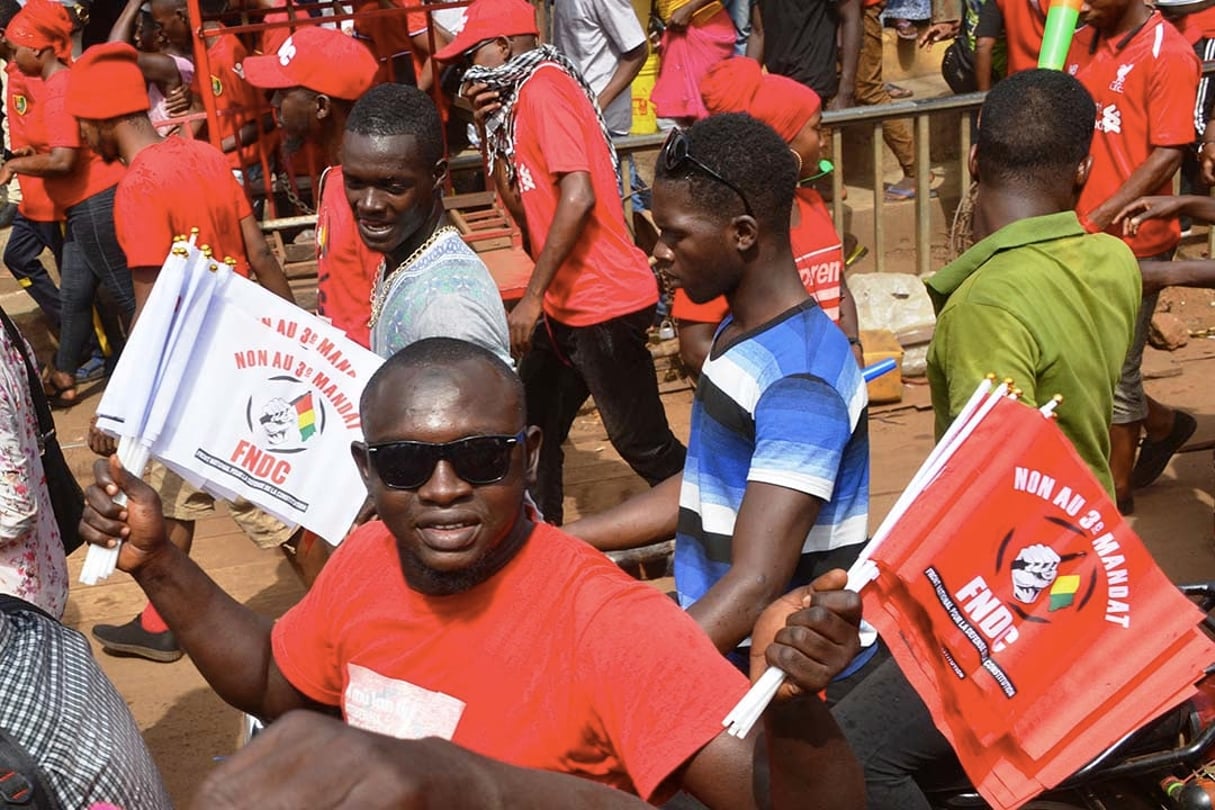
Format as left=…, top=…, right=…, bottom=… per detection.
left=672, top=56, right=862, bottom=375
left=0, top=0, right=132, bottom=405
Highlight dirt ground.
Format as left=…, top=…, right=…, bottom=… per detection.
left=8, top=237, right=1215, bottom=805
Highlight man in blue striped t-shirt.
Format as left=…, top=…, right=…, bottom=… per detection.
left=567, top=113, right=869, bottom=668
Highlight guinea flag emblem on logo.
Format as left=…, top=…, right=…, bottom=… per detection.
left=1049, top=574, right=1081, bottom=611
left=211, top=75, right=223, bottom=96
left=13, top=95, right=27, bottom=115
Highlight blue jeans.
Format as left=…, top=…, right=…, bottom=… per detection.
left=519, top=306, right=687, bottom=524
left=3, top=213, right=64, bottom=330
left=724, top=0, right=752, bottom=55
left=55, top=186, right=134, bottom=376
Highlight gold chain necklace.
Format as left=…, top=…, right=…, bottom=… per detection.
left=367, top=226, right=461, bottom=330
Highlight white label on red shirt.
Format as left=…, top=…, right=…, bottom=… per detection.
left=344, top=663, right=466, bottom=740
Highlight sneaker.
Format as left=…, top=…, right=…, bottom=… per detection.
left=92, top=615, right=183, bottom=663
left=1131, top=409, right=1198, bottom=490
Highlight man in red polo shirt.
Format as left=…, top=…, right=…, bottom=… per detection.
left=64, top=41, right=299, bottom=662
left=1065, top=0, right=1200, bottom=513
left=1, top=0, right=132, bottom=406
left=244, top=26, right=381, bottom=348
left=446, top=0, right=686, bottom=524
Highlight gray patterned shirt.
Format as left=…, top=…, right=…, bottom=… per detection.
left=0, top=607, right=171, bottom=809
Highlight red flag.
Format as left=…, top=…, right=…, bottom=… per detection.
left=862, top=396, right=1215, bottom=809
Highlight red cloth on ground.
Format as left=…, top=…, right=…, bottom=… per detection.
left=673, top=188, right=844, bottom=324
left=38, top=70, right=126, bottom=210
left=315, top=166, right=379, bottom=348
left=1068, top=13, right=1199, bottom=257
left=271, top=520, right=748, bottom=801
left=700, top=56, right=821, bottom=142
left=511, top=65, right=658, bottom=326
left=113, top=137, right=253, bottom=274
left=651, top=8, right=736, bottom=121
left=994, top=0, right=1047, bottom=74
left=6, top=65, right=59, bottom=222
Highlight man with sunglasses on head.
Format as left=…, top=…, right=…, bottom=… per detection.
left=567, top=114, right=870, bottom=678
left=440, top=0, right=686, bottom=526
left=81, top=335, right=865, bottom=808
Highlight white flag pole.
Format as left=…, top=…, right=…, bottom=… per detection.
left=722, top=377, right=1014, bottom=739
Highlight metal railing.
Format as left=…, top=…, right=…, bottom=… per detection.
left=262, top=59, right=1215, bottom=279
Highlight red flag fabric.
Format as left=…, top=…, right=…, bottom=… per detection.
left=862, top=396, right=1215, bottom=809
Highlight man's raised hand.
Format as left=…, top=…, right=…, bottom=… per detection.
left=79, top=455, right=172, bottom=573
left=749, top=569, right=863, bottom=700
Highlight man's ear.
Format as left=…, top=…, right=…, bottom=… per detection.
left=732, top=215, right=759, bottom=253
left=315, top=93, right=333, bottom=121
left=523, top=425, right=542, bottom=488
left=968, top=142, right=980, bottom=183
left=1075, top=154, right=1092, bottom=191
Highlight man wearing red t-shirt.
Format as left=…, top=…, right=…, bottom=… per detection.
left=65, top=41, right=299, bottom=662
left=81, top=335, right=866, bottom=808
left=0, top=1, right=63, bottom=333
left=1065, top=0, right=1200, bottom=513
left=448, top=0, right=686, bottom=524
left=244, top=26, right=381, bottom=347
left=1, top=0, right=133, bottom=406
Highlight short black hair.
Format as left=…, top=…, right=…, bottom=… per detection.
left=346, top=84, right=444, bottom=168
left=361, top=338, right=523, bottom=423
left=977, top=69, right=1095, bottom=189
left=199, top=0, right=228, bottom=18
left=653, top=113, right=797, bottom=234
left=0, top=0, right=22, bottom=29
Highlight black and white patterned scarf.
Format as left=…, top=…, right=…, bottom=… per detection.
left=460, top=44, right=621, bottom=187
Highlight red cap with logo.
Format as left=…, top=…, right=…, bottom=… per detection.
left=243, top=26, right=378, bottom=100
left=433, top=0, right=539, bottom=62
left=65, top=41, right=150, bottom=120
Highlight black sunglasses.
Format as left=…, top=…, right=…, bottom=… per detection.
left=364, top=430, right=527, bottom=490
left=660, top=127, right=755, bottom=218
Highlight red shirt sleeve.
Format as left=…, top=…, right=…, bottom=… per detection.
left=41, top=73, right=81, bottom=149
left=1147, top=39, right=1199, bottom=148
left=526, top=69, right=594, bottom=176
left=578, top=582, right=749, bottom=801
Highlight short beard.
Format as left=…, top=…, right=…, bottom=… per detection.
left=398, top=512, right=533, bottom=596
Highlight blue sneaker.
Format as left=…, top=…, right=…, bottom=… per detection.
left=75, top=352, right=107, bottom=384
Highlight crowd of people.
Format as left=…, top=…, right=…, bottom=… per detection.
left=0, top=0, right=1213, bottom=805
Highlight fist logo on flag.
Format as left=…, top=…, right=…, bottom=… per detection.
left=246, top=376, right=324, bottom=454
left=1011, top=544, right=1061, bottom=604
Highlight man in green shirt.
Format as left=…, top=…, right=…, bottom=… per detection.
left=823, top=69, right=1141, bottom=810
left=926, top=68, right=1141, bottom=497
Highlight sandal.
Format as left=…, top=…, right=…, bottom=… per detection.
left=884, top=178, right=938, bottom=202
left=41, top=365, right=79, bottom=409
left=885, top=82, right=914, bottom=99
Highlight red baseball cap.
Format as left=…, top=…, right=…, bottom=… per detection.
left=66, top=41, right=149, bottom=120
left=242, top=27, right=377, bottom=100
left=433, top=0, right=538, bottom=63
